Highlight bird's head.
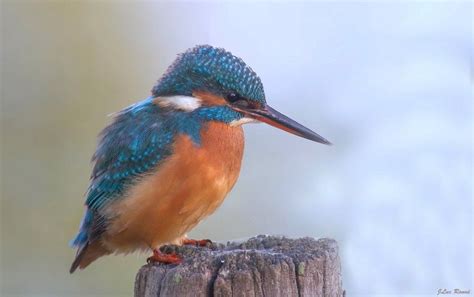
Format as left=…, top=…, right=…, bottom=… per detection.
left=152, top=45, right=330, bottom=145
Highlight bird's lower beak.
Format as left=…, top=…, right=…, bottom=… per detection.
left=241, top=104, right=331, bottom=145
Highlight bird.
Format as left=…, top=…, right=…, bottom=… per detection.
left=69, top=45, right=330, bottom=273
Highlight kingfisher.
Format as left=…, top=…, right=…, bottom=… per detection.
left=69, top=45, right=330, bottom=273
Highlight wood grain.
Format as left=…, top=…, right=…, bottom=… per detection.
left=135, top=235, right=343, bottom=297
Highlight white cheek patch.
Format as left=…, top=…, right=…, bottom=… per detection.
left=154, top=95, right=202, bottom=111
left=230, top=117, right=258, bottom=127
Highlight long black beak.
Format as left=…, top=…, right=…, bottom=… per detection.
left=240, top=104, right=331, bottom=145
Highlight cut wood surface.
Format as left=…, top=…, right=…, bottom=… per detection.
left=135, top=235, right=343, bottom=297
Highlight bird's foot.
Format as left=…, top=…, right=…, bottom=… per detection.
left=182, top=238, right=212, bottom=247
left=147, top=249, right=182, bottom=265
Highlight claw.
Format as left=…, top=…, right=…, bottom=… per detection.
left=183, top=238, right=212, bottom=247
left=147, top=249, right=182, bottom=265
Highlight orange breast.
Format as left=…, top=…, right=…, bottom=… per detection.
left=102, top=122, right=244, bottom=252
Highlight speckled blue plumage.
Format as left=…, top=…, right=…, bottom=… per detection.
left=152, top=45, right=266, bottom=103
left=72, top=45, right=263, bottom=248
left=71, top=98, right=244, bottom=246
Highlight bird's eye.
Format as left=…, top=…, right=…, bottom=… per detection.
left=226, top=92, right=250, bottom=108
left=226, top=92, right=240, bottom=103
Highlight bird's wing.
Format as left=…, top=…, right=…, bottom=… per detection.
left=86, top=99, right=175, bottom=211
left=71, top=100, right=176, bottom=248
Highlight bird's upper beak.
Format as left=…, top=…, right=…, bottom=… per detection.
left=236, top=104, right=331, bottom=145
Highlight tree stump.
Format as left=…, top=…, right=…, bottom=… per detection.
left=135, top=235, right=343, bottom=297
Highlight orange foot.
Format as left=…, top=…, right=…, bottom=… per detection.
left=182, top=238, right=212, bottom=247
left=147, top=249, right=182, bottom=265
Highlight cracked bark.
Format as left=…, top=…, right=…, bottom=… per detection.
left=134, top=235, right=343, bottom=297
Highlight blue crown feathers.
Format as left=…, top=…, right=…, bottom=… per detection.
left=152, top=45, right=266, bottom=104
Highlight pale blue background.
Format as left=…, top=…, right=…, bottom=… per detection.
left=1, top=1, right=472, bottom=296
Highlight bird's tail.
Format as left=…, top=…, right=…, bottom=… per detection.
left=69, top=241, right=110, bottom=273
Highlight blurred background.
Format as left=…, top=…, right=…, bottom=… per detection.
left=1, top=1, right=472, bottom=296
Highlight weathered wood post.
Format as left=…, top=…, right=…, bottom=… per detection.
left=135, top=235, right=343, bottom=297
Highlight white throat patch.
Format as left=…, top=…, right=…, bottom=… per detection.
left=230, top=117, right=258, bottom=126
left=154, top=95, right=201, bottom=111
